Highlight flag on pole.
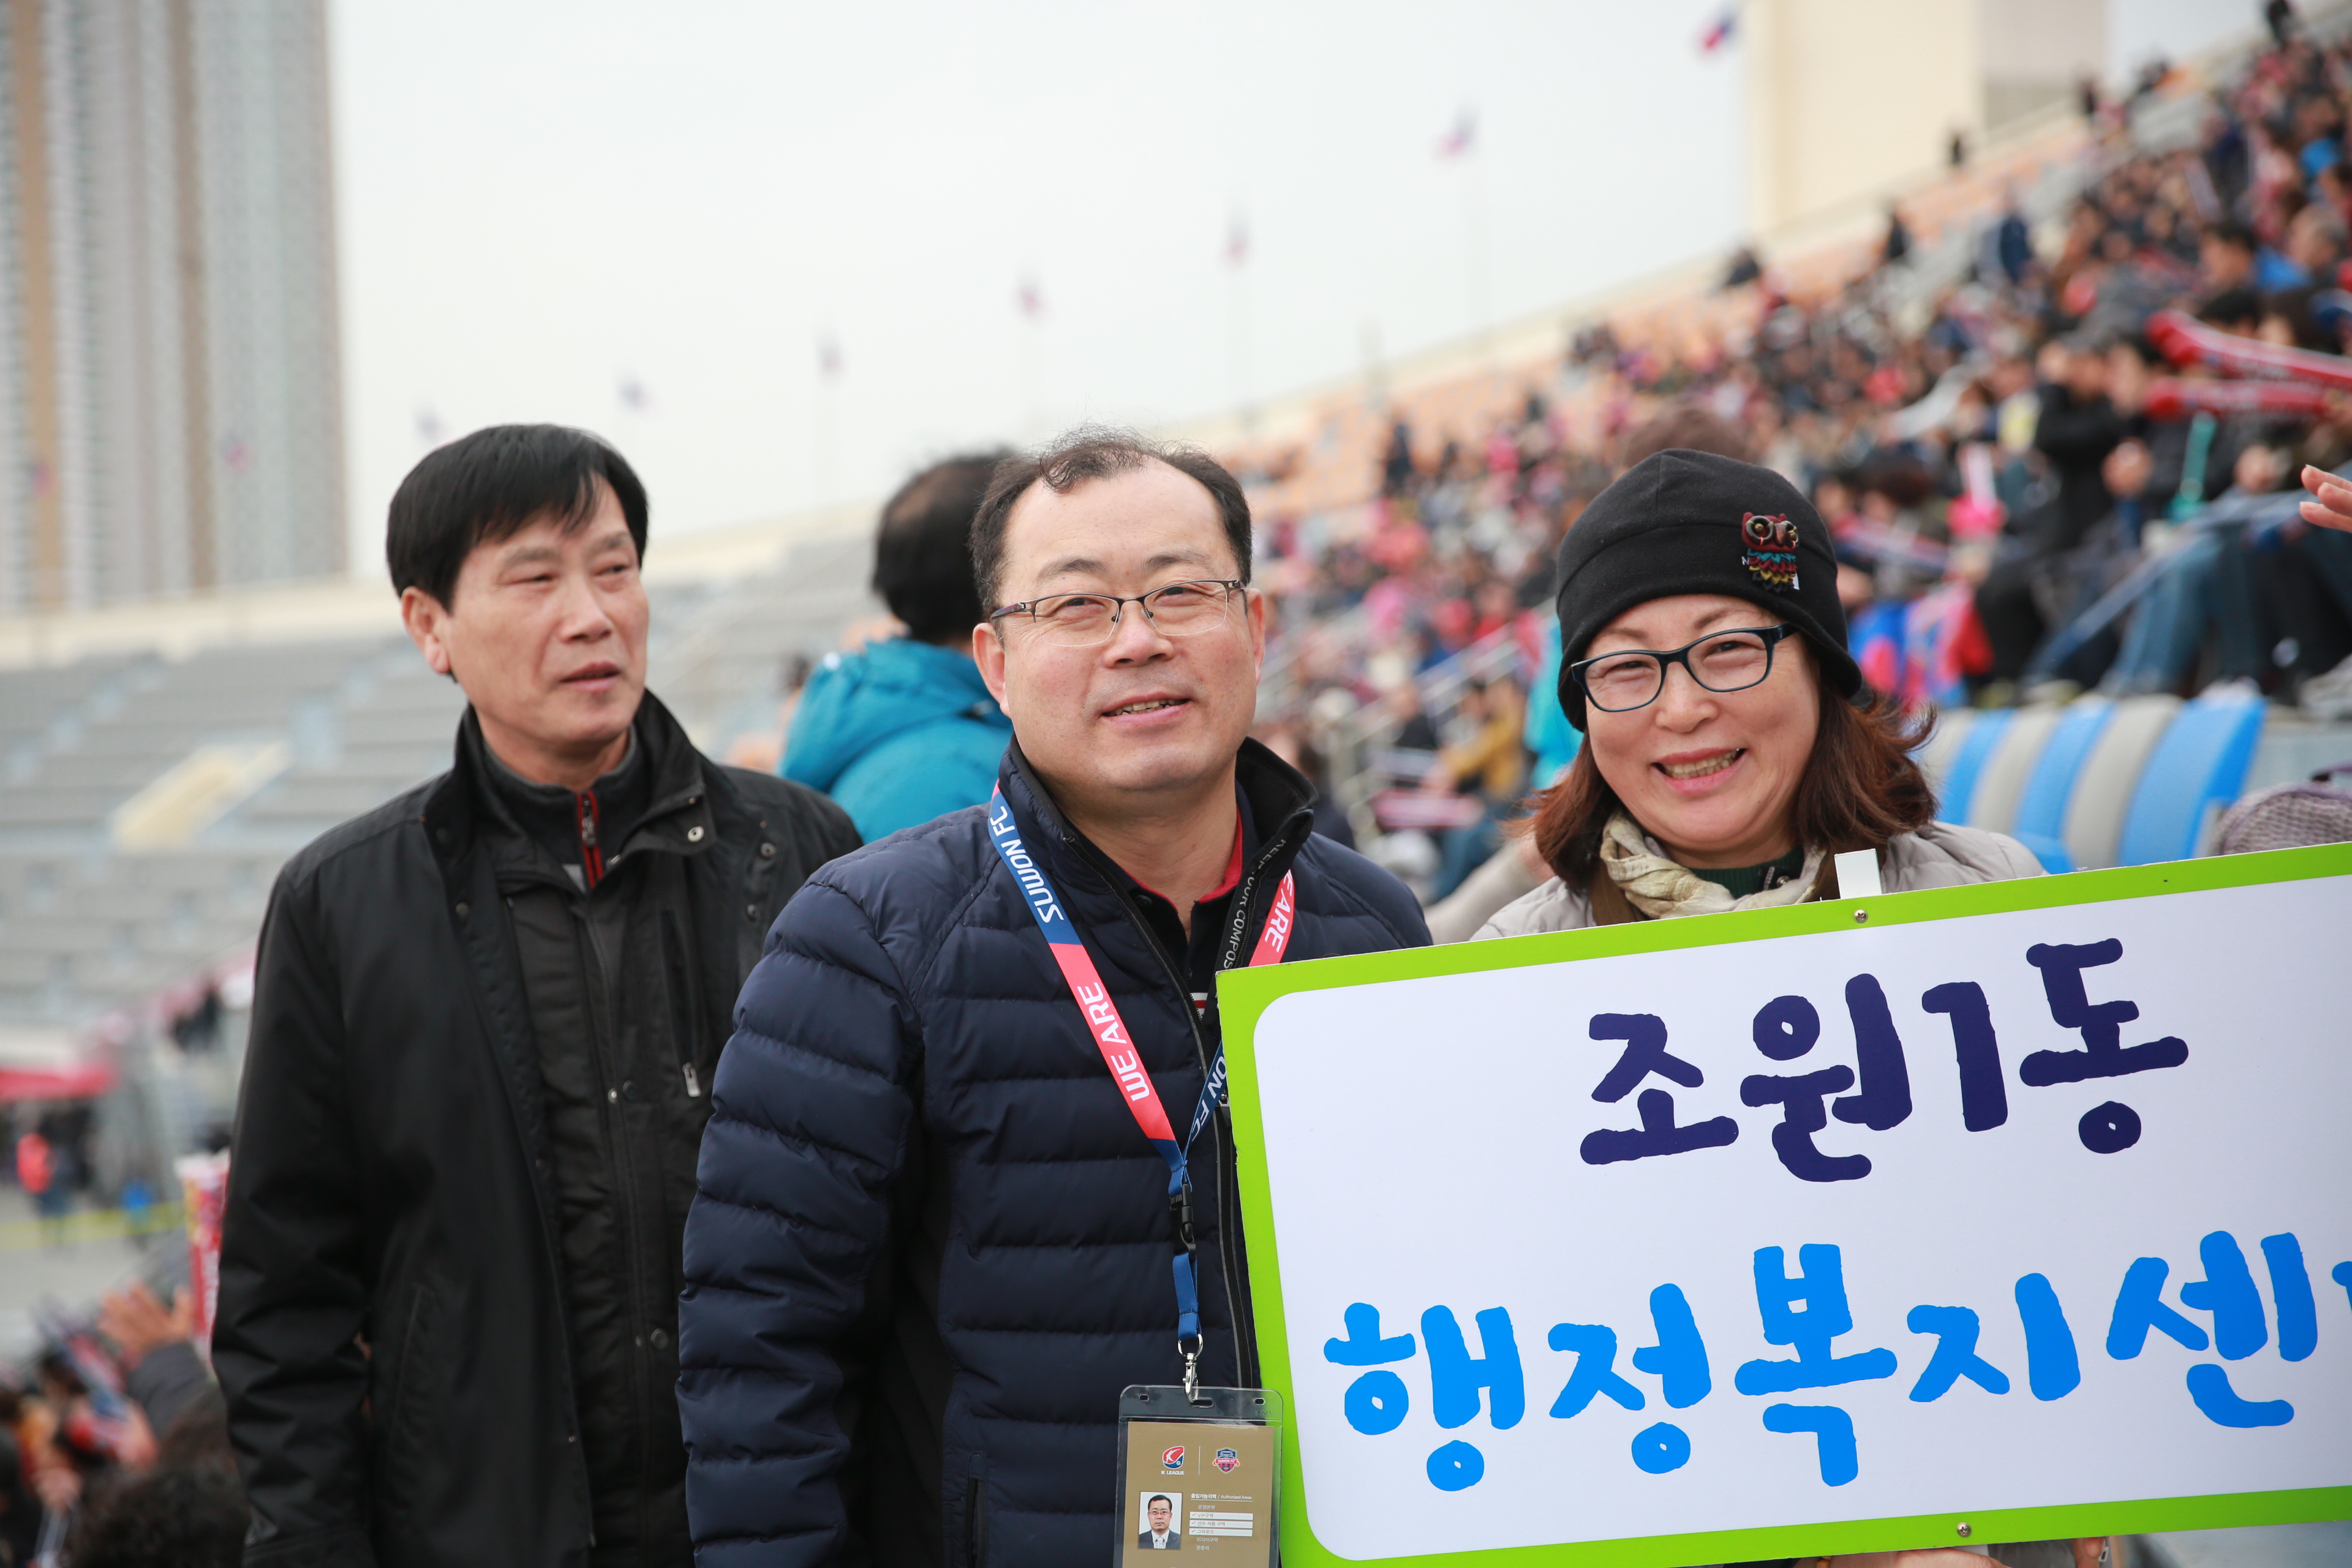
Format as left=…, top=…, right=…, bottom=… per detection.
left=1017, top=274, right=1044, bottom=319
left=1224, top=214, right=1249, bottom=268
left=1697, top=6, right=1736, bottom=55
left=816, top=333, right=842, bottom=379
left=1435, top=110, right=1475, bottom=160
left=619, top=373, right=648, bottom=412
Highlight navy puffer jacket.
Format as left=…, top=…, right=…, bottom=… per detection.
left=680, top=741, right=1427, bottom=1567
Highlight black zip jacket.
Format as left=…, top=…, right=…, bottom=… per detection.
left=214, top=693, right=859, bottom=1568
left=677, top=739, right=1430, bottom=1567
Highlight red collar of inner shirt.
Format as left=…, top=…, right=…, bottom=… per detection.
left=1134, top=809, right=1246, bottom=906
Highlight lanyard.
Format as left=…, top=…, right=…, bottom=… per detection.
left=986, top=787, right=1294, bottom=1390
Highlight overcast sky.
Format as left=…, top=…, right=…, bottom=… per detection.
left=328, top=0, right=2248, bottom=571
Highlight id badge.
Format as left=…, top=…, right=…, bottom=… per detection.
left=1115, top=1385, right=1282, bottom=1565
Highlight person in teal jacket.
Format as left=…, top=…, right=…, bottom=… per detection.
left=783, top=453, right=1014, bottom=841
left=1525, top=614, right=1583, bottom=786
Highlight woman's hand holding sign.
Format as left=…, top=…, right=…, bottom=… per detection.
left=1825, top=1542, right=2108, bottom=1568
left=2299, top=464, right=2352, bottom=532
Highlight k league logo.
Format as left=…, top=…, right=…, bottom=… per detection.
left=1161, top=1444, right=1186, bottom=1474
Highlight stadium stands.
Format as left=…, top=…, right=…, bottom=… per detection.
left=0, top=535, right=880, bottom=1030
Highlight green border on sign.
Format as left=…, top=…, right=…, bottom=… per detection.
left=1215, top=844, right=2352, bottom=1566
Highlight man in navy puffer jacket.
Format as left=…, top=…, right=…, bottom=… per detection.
left=679, top=428, right=1429, bottom=1567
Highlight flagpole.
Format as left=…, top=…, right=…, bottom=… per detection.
left=1226, top=214, right=1254, bottom=432
left=1466, top=152, right=1491, bottom=343
left=1017, top=274, right=1045, bottom=440
left=815, top=333, right=840, bottom=504
left=1437, top=110, right=1489, bottom=348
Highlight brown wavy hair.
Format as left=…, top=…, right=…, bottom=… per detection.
left=1527, top=671, right=1938, bottom=884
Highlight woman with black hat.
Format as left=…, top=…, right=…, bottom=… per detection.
left=1477, top=456, right=2113, bottom=1568
left=1477, top=448, right=2041, bottom=940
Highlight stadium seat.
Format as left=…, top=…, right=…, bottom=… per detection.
left=1935, top=709, right=2011, bottom=826
left=1913, top=708, right=1975, bottom=801
left=2008, top=698, right=2116, bottom=873
left=2115, top=688, right=2267, bottom=866
left=1964, top=704, right=2065, bottom=836
left=2061, top=695, right=2180, bottom=871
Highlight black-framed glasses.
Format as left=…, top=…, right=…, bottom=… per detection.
left=1569, top=624, right=1799, bottom=713
left=987, top=578, right=1246, bottom=649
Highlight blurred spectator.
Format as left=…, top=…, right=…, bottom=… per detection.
left=2106, top=443, right=2290, bottom=694
left=782, top=452, right=1014, bottom=840
left=0, top=1279, right=242, bottom=1562
left=1975, top=336, right=2133, bottom=690
left=97, top=1284, right=211, bottom=1438
left=1389, top=684, right=1441, bottom=752
left=15, top=1129, right=66, bottom=1245
left=2199, top=219, right=2258, bottom=298
left=1996, top=194, right=2035, bottom=285
left=1256, top=718, right=1356, bottom=847
left=2264, top=469, right=2352, bottom=704
left=0, top=1374, right=36, bottom=1566
left=1381, top=418, right=1418, bottom=494
left=1426, top=676, right=1527, bottom=899
left=64, top=1467, right=245, bottom=1568
left=168, top=986, right=222, bottom=1054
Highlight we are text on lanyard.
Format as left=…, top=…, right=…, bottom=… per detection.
left=985, top=787, right=1294, bottom=1396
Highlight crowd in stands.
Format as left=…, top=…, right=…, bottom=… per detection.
left=1, top=1280, right=242, bottom=1566
left=1240, top=6, right=2352, bottom=859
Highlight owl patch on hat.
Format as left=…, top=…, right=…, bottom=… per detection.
left=1740, top=513, right=1801, bottom=593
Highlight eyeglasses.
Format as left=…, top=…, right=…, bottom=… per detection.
left=987, top=578, right=1246, bottom=649
left=1569, top=624, right=1799, bottom=713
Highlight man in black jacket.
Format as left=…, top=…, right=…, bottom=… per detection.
left=214, top=426, right=860, bottom=1568
left=677, top=429, right=1429, bottom=1567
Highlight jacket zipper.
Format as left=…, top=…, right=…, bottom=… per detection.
left=965, top=1476, right=987, bottom=1567
left=570, top=892, right=658, bottom=1544
left=660, top=909, right=703, bottom=1098
left=1063, top=816, right=1306, bottom=1392
left=574, top=790, right=605, bottom=888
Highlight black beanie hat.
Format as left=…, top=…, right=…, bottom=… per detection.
left=1552, top=448, right=1860, bottom=731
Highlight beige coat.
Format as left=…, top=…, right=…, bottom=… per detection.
left=1472, top=820, right=2046, bottom=940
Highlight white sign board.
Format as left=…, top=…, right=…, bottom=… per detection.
left=1218, top=848, right=2352, bottom=1566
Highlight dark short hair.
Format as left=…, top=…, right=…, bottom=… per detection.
left=386, top=424, right=649, bottom=608
left=969, top=426, right=1251, bottom=612
left=2205, top=218, right=2258, bottom=254
left=874, top=452, right=1011, bottom=644
left=1148, top=1495, right=1174, bottom=1509
left=2198, top=285, right=2263, bottom=330
left=66, top=1467, right=248, bottom=1568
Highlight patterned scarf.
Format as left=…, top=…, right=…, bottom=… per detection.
left=1599, top=811, right=1824, bottom=920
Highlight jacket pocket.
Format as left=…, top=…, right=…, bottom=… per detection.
left=959, top=1466, right=990, bottom=1568
left=371, top=1279, right=442, bottom=1524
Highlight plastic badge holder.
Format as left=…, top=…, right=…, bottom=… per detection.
left=1115, top=1385, right=1282, bottom=1565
